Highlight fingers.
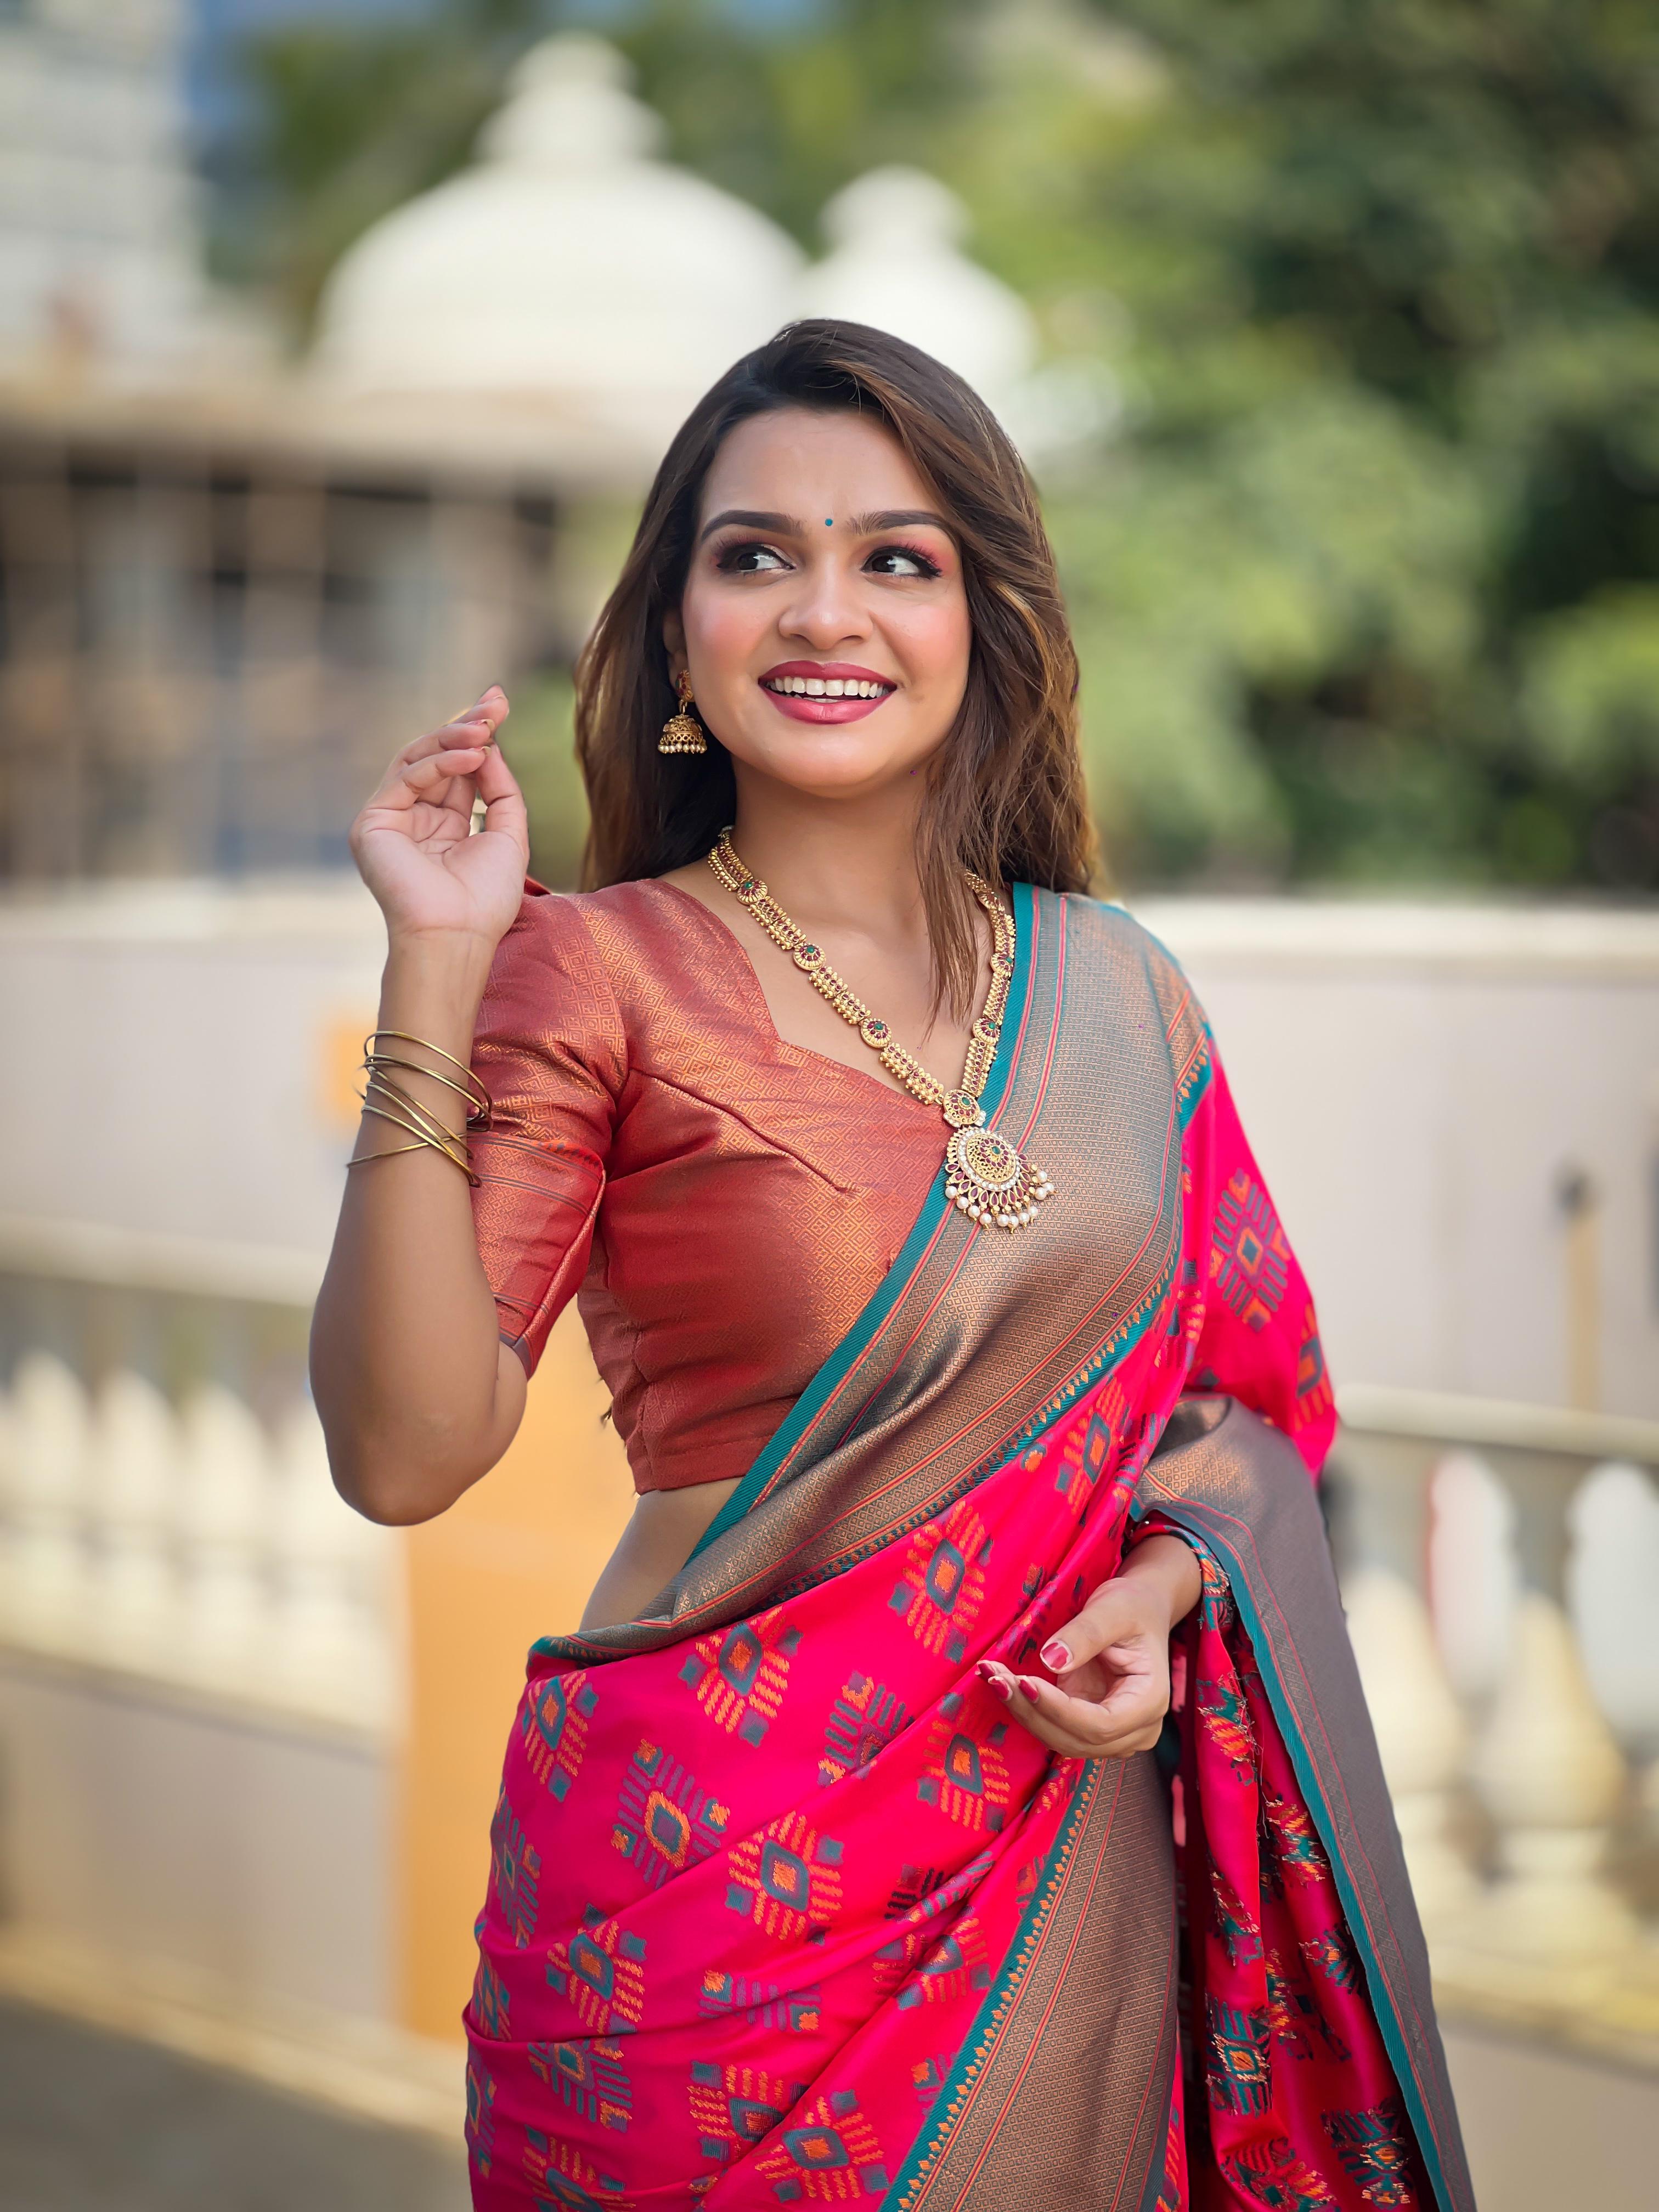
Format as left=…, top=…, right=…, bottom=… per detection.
left=1036, top=1576, right=1149, bottom=1677
left=978, top=1658, right=1165, bottom=1760
left=471, top=733, right=531, bottom=842
left=365, top=687, right=513, bottom=815
left=387, top=686, right=510, bottom=769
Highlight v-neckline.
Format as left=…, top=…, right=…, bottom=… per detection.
left=648, top=877, right=955, bottom=1119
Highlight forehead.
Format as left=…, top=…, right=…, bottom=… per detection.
left=699, top=407, right=936, bottom=520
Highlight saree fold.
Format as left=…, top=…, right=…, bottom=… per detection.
left=465, top=888, right=1475, bottom=2212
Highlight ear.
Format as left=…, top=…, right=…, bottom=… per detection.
left=661, top=608, right=686, bottom=673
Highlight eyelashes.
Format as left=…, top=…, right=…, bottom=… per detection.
left=713, top=540, right=790, bottom=575
left=868, top=541, right=943, bottom=579
left=709, top=538, right=946, bottom=580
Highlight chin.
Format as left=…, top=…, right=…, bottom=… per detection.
left=737, top=727, right=934, bottom=799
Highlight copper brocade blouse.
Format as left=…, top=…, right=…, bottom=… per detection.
left=467, top=878, right=946, bottom=1493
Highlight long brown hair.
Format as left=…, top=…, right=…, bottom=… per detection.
left=574, top=318, right=1096, bottom=1014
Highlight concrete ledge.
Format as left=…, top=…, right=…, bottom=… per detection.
left=0, top=1927, right=464, bottom=2143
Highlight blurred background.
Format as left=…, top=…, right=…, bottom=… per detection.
left=0, top=2, right=1656, bottom=2206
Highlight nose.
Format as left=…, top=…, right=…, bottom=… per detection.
left=776, top=555, right=872, bottom=651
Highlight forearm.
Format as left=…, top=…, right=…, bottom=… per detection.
left=310, top=930, right=524, bottom=1523
left=1113, top=1530, right=1203, bottom=1630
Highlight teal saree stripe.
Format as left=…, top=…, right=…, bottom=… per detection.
left=1136, top=1401, right=1476, bottom=2212
left=884, top=1760, right=1096, bottom=2209
left=885, top=1747, right=1177, bottom=2212
left=689, top=879, right=1041, bottom=1564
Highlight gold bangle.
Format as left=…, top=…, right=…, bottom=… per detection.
left=363, top=1029, right=492, bottom=1126
left=350, top=1068, right=481, bottom=1185
left=364, top=1048, right=492, bottom=1127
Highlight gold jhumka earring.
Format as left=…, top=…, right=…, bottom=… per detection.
left=658, top=669, right=707, bottom=755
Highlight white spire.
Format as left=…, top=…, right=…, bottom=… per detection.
left=795, top=167, right=1038, bottom=411
left=309, top=34, right=804, bottom=455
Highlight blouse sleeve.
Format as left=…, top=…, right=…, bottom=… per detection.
left=1181, top=1027, right=1336, bottom=1479
left=467, top=883, right=627, bottom=1379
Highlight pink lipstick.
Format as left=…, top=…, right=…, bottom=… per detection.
left=758, top=660, right=897, bottom=724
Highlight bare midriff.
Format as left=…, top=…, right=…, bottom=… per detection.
left=580, top=1477, right=742, bottom=1631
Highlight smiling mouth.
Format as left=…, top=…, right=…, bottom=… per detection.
left=760, top=675, right=895, bottom=699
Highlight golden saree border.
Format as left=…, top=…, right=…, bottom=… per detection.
left=890, top=1751, right=1178, bottom=2212
left=539, top=888, right=1213, bottom=1667
left=1137, top=1398, right=1477, bottom=2212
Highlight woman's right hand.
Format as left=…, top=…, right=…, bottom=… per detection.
left=348, top=686, right=529, bottom=949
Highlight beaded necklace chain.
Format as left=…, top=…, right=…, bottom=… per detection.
left=707, top=827, right=1053, bottom=1232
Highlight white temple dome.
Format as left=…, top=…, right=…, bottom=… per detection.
left=794, top=168, right=1037, bottom=411
left=309, top=35, right=804, bottom=454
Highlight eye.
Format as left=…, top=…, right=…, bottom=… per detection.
left=714, top=539, right=792, bottom=574
left=866, top=542, right=944, bottom=579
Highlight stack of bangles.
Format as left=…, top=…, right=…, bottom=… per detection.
left=346, top=1029, right=492, bottom=1187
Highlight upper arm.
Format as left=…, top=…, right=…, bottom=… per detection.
left=467, top=889, right=627, bottom=1383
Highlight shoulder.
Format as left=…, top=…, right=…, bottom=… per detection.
left=479, top=876, right=725, bottom=1067
left=476, top=881, right=632, bottom=1080
left=489, top=874, right=696, bottom=977
left=1047, top=890, right=1199, bottom=1015
left=1046, top=890, right=1212, bottom=1098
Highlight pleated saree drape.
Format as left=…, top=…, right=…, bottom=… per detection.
left=464, top=886, right=1474, bottom=2212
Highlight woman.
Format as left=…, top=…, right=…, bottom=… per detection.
left=312, top=322, right=1472, bottom=2212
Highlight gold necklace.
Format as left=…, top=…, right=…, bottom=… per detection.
left=707, top=828, right=1054, bottom=1232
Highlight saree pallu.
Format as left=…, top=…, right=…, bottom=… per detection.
left=465, top=889, right=1475, bottom=2212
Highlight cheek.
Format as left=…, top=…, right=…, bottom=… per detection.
left=891, top=596, right=972, bottom=697
left=681, top=583, right=767, bottom=689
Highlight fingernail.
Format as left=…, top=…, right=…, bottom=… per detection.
left=988, top=1675, right=1012, bottom=1704
left=1018, top=1677, right=1042, bottom=1702
left=1041, top=1641, right=1071, bottom=1672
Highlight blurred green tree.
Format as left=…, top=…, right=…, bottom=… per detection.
left=222, top=0, right=1659, bottom=893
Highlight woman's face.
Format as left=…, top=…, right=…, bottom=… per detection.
left=669, top=407, right=972, bottom=803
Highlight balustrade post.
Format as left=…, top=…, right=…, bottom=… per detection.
left=1330, top=1425, right=1476, bottom=1932
left=1468, top=1444, right=1637, bottom=1965
left=177, top=1380, right=274, bottom=1687
left=268, top=1395, right=396, bottom=1729
left=87, top=1366, right=180, bottom=1667
left=7, top=1348, right=92, bottom=1652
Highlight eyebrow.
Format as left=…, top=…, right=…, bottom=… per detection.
left=698, top=509, right=803, bottom=543
left=845, top=509, right=954, bottom=537
left=697, top=506, right=955, bottom=543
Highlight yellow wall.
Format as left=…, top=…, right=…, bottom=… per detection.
left=398, top=1308, right=633, bottom=2041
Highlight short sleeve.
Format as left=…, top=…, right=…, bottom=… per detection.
left=1181, top=1026, right=1336, bottom=1478
left=467, top=883, right=627, bottom=1379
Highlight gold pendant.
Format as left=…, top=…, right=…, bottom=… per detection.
left=944, top=1120, right=1054, bottom=1231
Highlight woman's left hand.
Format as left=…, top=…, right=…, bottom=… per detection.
left=979, top=1532, right=1201, bottom=1761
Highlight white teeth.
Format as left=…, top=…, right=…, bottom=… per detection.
left=765, top=675, right=891, bottom=698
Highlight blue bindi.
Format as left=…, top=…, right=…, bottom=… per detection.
left=824, top=517, right=833, bottom=526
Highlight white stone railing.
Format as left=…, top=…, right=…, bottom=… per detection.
left=0, top=1216, right=397, bottom=1737
left=1330, top=1385, right=1659, bottom=2064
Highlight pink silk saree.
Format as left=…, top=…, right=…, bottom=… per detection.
left=465, top=887, right=1474, bottom=2212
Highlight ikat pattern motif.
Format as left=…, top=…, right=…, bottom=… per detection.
left=680, top=1610, right=800, bottom=1746
left=887, top=1500, right=991, bottom=1664
left=611, top=1740, right=729, bottom=1890
left=529, top=2039, right=632, bottom=2134
left=817, top=1673, right=907, bottom=1787
left=724, top=1813, right=845, bottom=1944
left=490, top=1789, right=542, bottom=1949
left=687, top=2061, right=804, bottom=2165
left=1211, top=1169, right=1291, bottom=1330
left=753, top=2090, right=890, bottom=2202
left=522, top=2128, right=633, bottom=2210
left=544, top=1908, right=647, bottom=2037
left=522, top=1669, right=597, bottom=1801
